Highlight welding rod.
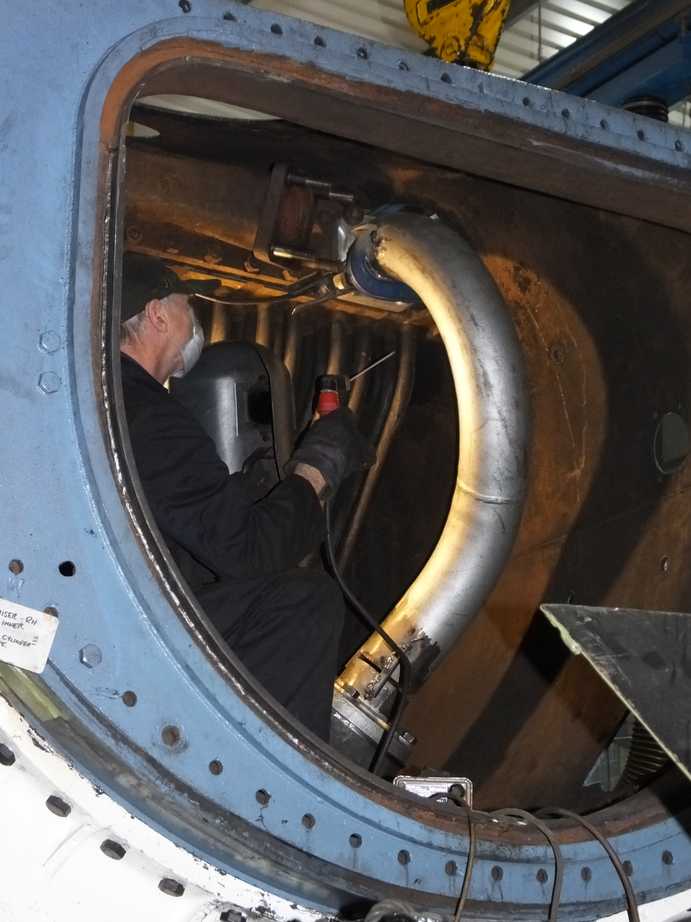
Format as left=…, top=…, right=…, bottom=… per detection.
left=349, top=350, right=396, bottom=383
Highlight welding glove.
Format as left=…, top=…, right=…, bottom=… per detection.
left=286, top=408, right=375, bottom=498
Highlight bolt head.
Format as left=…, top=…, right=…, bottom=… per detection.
left=39, top=331, right=61, bottom=354
left=79, top=644, right=102, bottom=668
left=38, top=372, right=61, bottom=394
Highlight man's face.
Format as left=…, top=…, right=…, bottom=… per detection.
left=164, top=293, right=205, bottom=379
left=165, top=293, right=194, bottom=347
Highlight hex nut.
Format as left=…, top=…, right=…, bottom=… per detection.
left=38, top=372, right=61, bottom=394
left=39, top=331, right=61, bottom=354
left=79, top=644, right=102, bottom=668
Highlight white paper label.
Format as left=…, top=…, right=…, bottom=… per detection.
left=0, top=598, right=59, bottom=674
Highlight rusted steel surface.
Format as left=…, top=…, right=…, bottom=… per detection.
left=131, top=42, right=691, bottom=233
left=401, top=178, right=691, bottom=808
left=124, top=111, right=691, bottom=809
left=125, top=145, right=264, bottom=252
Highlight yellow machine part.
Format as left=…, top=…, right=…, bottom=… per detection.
left=404, top=0, right=512, bottom=68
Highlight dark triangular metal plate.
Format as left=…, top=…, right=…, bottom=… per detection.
left=541, top=603, right=691, bottom=783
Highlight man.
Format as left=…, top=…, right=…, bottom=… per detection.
left=120, top=252, right=373, bottom=740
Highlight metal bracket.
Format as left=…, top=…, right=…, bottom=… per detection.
left=253, top=163, right=356, bottom=272
left=542, top=603, right=691, bottom=784
left=393, top=775, right=473, bottom=808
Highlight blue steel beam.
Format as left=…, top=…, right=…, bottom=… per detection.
left=524, top=0, right=691, bottom=109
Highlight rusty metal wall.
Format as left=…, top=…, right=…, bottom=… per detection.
left=125, top=109, right=691, bottom=810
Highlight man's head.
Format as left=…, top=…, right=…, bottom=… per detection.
left=121, top=252, right=212, bottom=383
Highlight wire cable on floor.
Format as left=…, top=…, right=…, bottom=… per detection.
left=537, top=807, right=640, bottom=922
left=492, top=808, right=564, bottom=922
left=452, top=800, right=477, bottom=922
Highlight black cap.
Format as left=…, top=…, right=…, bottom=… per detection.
left=121, top=252, right=219, bottom=321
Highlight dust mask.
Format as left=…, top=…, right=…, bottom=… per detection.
left=171, top=311, right=204, bottom=379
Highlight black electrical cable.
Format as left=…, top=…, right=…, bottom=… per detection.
left=537, top=807, right=640, bottom=922
left=452, top=801, right=477, bottom=922
left=324, top=502, right=412, bottom=776
left=492, top=809, right=564, bottom=922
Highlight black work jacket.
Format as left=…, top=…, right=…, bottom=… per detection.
left=121, top=355, right=324, bottom=589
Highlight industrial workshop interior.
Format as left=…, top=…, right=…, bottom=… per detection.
left=2, top=2, right=691, bottom=921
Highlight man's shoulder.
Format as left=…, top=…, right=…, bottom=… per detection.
left=121, top=356, right=202, bottom=437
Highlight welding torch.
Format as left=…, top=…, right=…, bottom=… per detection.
left=315, top=350, right=396, bottom=416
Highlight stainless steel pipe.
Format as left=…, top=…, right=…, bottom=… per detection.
left=335, top=213, right=530, bottom=729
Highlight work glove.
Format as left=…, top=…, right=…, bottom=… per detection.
left=286, top=408, right=375, bottom=497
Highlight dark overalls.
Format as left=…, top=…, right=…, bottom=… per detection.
left=121, top=355, right=344, bottom=740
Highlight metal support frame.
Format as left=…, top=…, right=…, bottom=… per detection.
left=1, top=1, right=691, bottom=918
left=525, top=0, right=691, bottom=109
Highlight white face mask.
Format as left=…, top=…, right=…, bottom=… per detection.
left=171, top=311, right=204, bottom=379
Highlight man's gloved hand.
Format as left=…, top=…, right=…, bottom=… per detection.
left=286, top=407, right=376, bottom=497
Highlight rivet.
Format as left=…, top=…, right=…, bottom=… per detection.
left=445, top=860, right=457, bottom=876
left=600, top=119, right=609, bottom=130
left=126, top=225, right=143, bottom=243
left=255, top=788, right=271, bottom=806
left=623, top=860, right=634, bottom=876
left=46, top=795, right=71, bottom=817
left=101, top=839, right=127, bottom=860
left=491, top=865, right=503, bottom=881
left=637, top=129, right=645, bottom=141
left=662, top=850, right=674, bottom=865
left=522, top=97, right=531, bottom=107
left=314, top=35, right=326, bottom=47
left=398, top=60, right=410, bottom=71
left=38, top=372, right=61, bottom=394
left=39, top=331, right=61, bottom=354
left=8, top=559, right=23, bottom=575
left=270, top=22, right=283, bottom=35
left=222, top=11, right=236, bottom=21
left=397, top=849, right=411, bottom=866
left=675, top=140, right=684, bottom=152
left=302, top=813, right=316, bottom=829
left=537, top=868, right=548, bottom=884
left=581, top=866, right=592, bottom=882
left=159, top=878, right=185, bottom=897
left=661, top=556, right=671, bottom=575
left=79, top=644, right=102, bottom=668
left=349, top=833, right=362, bottom=849
left=178, top=0, right=191, bottom=12
left=0, top=743, right=16, bottom=766
left=440, top=73, right=452, bottom=84
left=550, top=343, right=565, bottom=365
left=357, top=47, right=368, bottom=60
left=122, top=690, right=137, bottom=708
left=161, top=725, right=182, bottom=747
left=209, top=759, right=224, bottom=776
left=562, top=108, right=571, bottom=119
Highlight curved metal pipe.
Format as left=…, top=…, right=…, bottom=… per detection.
left=336, top=214, right=530, bottom=719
